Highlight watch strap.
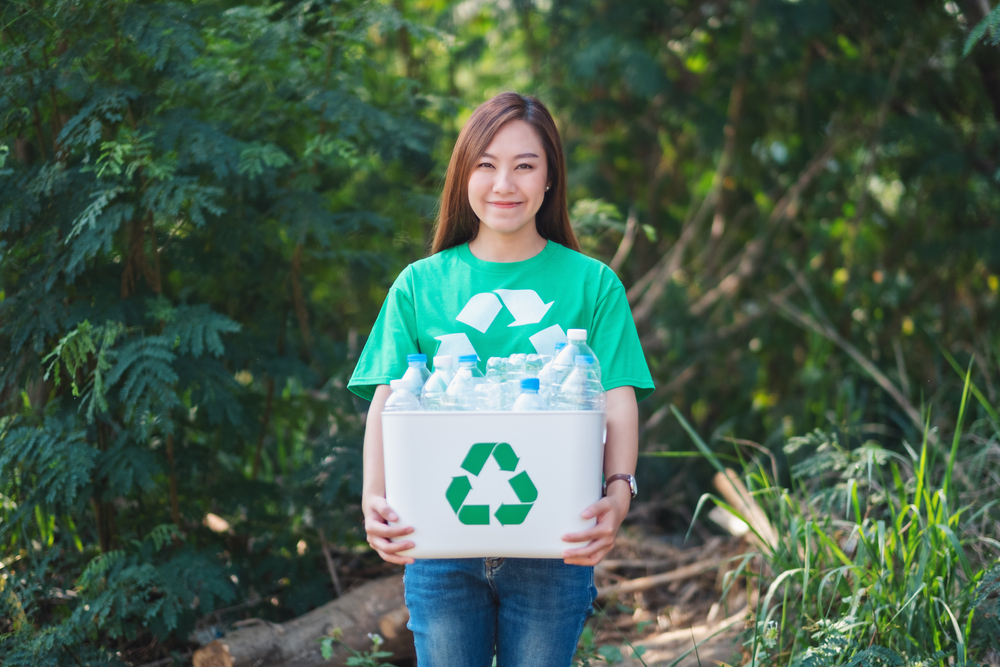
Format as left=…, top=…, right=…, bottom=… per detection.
left=604, top=473, right=637, bottom=499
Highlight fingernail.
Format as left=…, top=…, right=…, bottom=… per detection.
left=388, top=513, right=398, bottom=521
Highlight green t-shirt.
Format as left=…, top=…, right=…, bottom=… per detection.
left=348, top=241, right=654, bottom=402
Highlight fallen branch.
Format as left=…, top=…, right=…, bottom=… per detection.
left=191, top=575, right=412, bottom=667
left=636, top=605, right=749, bottom=651
left=712, top=468, right=778, bottom=551
left=598, top=559, right=679, bottom=572
left=596, top=557, right=723, bottom=600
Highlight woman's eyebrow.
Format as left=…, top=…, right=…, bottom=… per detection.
left=481, top=152, right=540, bottom=159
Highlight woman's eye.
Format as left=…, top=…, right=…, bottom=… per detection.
left=477, top=162, right=493, bottom=169
left=516, top=163, right=533, bottom=170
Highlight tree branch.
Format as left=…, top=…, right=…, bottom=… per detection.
left=768, top=291, right=925, bottom=435
left=690, top=140, right=835, bottom=317
left=630, top=0, right=758, bottom=326
left=609, top=206, right=638, bottom=273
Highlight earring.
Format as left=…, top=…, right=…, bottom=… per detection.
left=545, top=185, right=550, bottom=191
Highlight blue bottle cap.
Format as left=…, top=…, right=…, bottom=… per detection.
left=520, top=378, right=540, bottom=391
left=575, top=355, right=595, bottom=364
left=459, top=354, right=479, bottom=363
left=407, top=353, right=427, bottom=363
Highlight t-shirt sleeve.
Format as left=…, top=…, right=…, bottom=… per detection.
left=590, top=274, right=655, bottom=402
left=348, top=267, right=420, bottom=402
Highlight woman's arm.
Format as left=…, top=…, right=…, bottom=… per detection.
left=361, top=383, right=416, bottom=565
left=561, top=385, right=638, bottom=566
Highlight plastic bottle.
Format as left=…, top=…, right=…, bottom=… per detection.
left=446, top=355, right=485, bottom=410
left=524, top=354, right=544, bottom=378
left=401, top=353, right=431, bottom=396
left=433, top=354, right=456, bottom=385
left=384, top=379, right=421, bottom=412
left=512, top=378, right=546, bottom=411
left=554, top=355, right=605, bottom=411
left=552, top=330, right=600, bottom=379
left=420, top=355, right=455, bottom=410
left=504, top=354, right=527, bottom=406
left=479, top=357, right=508, bottom=410
left=538, top=343, right=566, bottom=407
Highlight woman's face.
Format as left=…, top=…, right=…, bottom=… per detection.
left=467, top=120, right=549, bottom=240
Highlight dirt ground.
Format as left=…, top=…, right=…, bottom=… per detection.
left=586, top=526, right=751, bottom=667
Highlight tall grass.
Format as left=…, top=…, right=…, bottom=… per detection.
left=682, top=369, right=1000, bottom=667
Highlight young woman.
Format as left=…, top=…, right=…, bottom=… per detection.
left=348, top=92, right=654, bottom=667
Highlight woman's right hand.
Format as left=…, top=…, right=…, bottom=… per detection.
left=362, top=495, right=415, bottom=565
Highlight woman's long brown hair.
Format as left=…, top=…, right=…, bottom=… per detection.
left=431, top=92, right=581, bottom=254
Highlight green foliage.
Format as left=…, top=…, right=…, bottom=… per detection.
left=964, top=4, right=1000, bottom=55
left=2, top=0, right=999, bottom=662
left=681, top=392, right=1000, bottom=666
left=1, top=0, right=436, bottom=661
left=320, top=631, right=396, bottom=666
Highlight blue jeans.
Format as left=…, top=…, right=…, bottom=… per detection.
left=404, top=558, right=597, bottom=667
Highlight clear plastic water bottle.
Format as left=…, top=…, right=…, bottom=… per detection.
left=505, top=354, right=527, bottom=406
left=524, top=354, right=544, bottom=378
left=554, top=355, right=605, bottom=411
left=420, top=355, right=455, bottom=410
left=401, top=353, right=431, bottom=395
left=512, top=378, right=546, bottom=411
left=446, top=368, right=478, bottom=410
left=539, top=342, right=568, bottom=407
left=384, top=379, right=421, bottom=412
left=447, top=355, right=485, bottom=410
left=479, top=357, right=508, bottom=410
left=552, top=330, right=600, bottom=379
left=433, top=354, right=456, bottom=385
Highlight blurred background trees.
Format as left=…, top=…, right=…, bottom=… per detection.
left=1, top=0, right=998, bottom=663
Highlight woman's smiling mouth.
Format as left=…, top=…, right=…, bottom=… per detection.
left=489, top=201, right=521, bottom=208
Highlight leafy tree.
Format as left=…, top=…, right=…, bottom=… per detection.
left=1, top=0, right=439, bottom=661
left=2, top=0, right=999, bottom=662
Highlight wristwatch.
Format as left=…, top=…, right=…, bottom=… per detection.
left=603, top=473, right=638, bottom=499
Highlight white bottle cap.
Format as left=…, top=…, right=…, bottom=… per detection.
left=434, top=355, right=454, bottom=367
left=567, top=329, right=588, bottom=341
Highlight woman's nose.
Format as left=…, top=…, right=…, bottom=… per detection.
left=492, top=169, right=516, bottom=194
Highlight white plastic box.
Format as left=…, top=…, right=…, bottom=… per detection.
left=382, top=411, right=606, bottom=559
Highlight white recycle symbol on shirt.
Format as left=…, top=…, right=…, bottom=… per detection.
left=434, top=289, right=568, bottom=360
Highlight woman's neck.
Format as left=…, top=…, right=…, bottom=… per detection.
left=467, top=224, right=547, bottom=263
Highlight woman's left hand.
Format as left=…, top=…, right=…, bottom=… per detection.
left=560, top=488, right=630, bottom=566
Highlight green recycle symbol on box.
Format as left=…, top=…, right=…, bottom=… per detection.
left=446, top=442, right=537, bottom=526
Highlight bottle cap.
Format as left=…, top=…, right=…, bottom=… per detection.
left=390, top=379, right=408, bottom=390
left=567, top=329, right=587, bottom=341
left=433, top=355, right=454, bottom=367
left=575, top=355, right=595, bottom=365
left=520, top=378, right=540, bottom=391
left=407, top=353, right=427, bottom=363
left=554, top=342, right=566, bottom=352
left=459, top=354, right=479, bottom=363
